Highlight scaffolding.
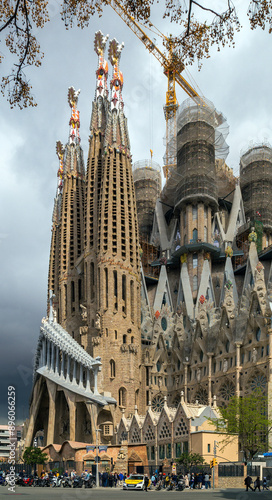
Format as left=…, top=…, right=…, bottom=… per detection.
left=240, top=143, right=272, bottom=231
left=139, top=234, right=160, bottom=279
left=161, top=97, right=229, bottom=206
left=132, top=159, right=162, bottom=237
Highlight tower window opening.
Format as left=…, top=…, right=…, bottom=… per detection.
left=122, top=275, right=127, bottom=314
left=113, top=270, right=118, bottom=310
left=110, top=359, right=116, bottom=378
left=119, top=387, right=127, bottom=407
left=78, top=279, right=82, bottom=301
left=123, top=334, right=127, bottom=344
left=71, top=281, right=75, bottom=303
left=193, top=205, right=198, bottom=220
left=115, top=330, right=117, bottom=340
left=130, top=280, right=134, bottom=321
left=193, top=228, right=198, bottom=243
left=90, top=262, right=95, bottom=300
left=105, top=268, right=108, bottom=309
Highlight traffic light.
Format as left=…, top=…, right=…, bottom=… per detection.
left=212, top=458, right=217, bottom=466
left=210, top=460, right=213, bottom=468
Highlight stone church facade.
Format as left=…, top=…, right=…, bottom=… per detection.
left=25, top=30, right=272, bottom=450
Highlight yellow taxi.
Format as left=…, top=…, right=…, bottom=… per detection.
left=123, top=474, right=151, bottom=490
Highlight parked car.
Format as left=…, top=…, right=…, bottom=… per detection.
left=123, top=474, right=150, bottom=491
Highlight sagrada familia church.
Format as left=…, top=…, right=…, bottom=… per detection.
left=24, top=31, right=272, bottom=460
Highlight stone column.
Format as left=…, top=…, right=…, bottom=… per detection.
left=79, top=364, right=84, bottom=389
left=64, top=391, right=76, bottom=442
left=55, top=347, right=60, bottom=375
left=207, top=353, right=213, bottom=405
left=72, top=359, right=77, bottom=385
left=60, top=351, right=65, bottom=380
left=86, top=370, right=91, bottom=393
left=42, top=339, right=46, bottom=366
left=47, top=340, right=50, bottom=369
left=50, top=343, right=55, bottom=373
left=46, top=380, right=56, bottom=445
left=235, top=343, right=242, bottom=397
left=93, top=366, right=99, bottom=395
left=66, top=355, right=71, bottom=382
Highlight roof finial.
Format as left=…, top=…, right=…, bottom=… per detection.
left=108, top=38, right=124, bottom=112
left=94, top=31, right=109, bottom=100
left=67, top=87, right=80, bottom=145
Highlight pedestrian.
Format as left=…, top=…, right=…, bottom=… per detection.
left=144, top=474, right=149, bottom=492
left=254, top=476, right=261, bottom=492
left=262, top=476, right=269, bottom=490
left=184, top=474, right=189, bottom=488
left=244, top=475, right=254, bottom=491
left=204, top=472, right=209, bottom=489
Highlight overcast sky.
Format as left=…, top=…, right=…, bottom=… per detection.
left=1, top=0, right=272, bottom=424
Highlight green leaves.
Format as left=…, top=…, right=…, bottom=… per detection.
left=22, top=446, right=48, bottom=465
left=208, top=390, right=272, bottom=461
left=176, top=451, right=205, bottom=471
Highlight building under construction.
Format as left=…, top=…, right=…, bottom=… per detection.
left=26, top=30, right=272, bottom=468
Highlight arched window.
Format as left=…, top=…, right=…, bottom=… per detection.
left=115, top=330, right=117, bottom=340
left=193, top=228, right=198, bottom=242
left=123, top=334, right=127, bottom=344
left=110, top=359, right=115, bottom=378
left=119, top=387, right=127, bottom=407
left=131, top=336, right=134, bottom=344
left=193, top=275, right=198, bottom=291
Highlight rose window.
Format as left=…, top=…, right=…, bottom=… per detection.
left=192, top=387, right=208, bottom=405
left=151, top=394, right=164, bottom=413
left=219, top=380, right=235, bottom=401
left=250, top=373, right=267, bottom=392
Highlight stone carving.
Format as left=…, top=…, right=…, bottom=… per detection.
left=80, top=304, right=87, bottom=321
left=223, top=358, right=228, bottom=373
left=92, top=337, right=101, bottom=346
left=95, top=312, right=101, bottom=329
left=252, top=348, right=257, bottom=363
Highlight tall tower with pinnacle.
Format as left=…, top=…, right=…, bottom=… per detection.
left=51, top=31, right=141, bottom=418
left=48, top=88, right=85, bottom=337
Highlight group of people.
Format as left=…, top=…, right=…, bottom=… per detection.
left=99, top=471, right=125, bottom=487
left=245, top=475, right=270, bottom=491
left=149, top=471, right=211, bottom=489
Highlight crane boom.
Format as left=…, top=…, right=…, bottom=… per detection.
left=107, top=0, right=200, bottom=177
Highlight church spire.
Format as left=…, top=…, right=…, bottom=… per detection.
left=68, top=87, right=81, bottom=145
left=94, top=30, right=109, bottom=100
left=108, top=38, right=124, bottom=112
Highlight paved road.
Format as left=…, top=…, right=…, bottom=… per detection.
left=0, top=487, right=272, bottom=500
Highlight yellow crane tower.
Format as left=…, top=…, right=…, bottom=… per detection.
left=106, top=0, right=200, bottom=178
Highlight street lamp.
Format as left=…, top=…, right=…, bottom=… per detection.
left=95, top=428, right=102, bottom=488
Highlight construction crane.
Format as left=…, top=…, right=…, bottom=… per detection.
left=106, top=0, right=200, bottom=178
